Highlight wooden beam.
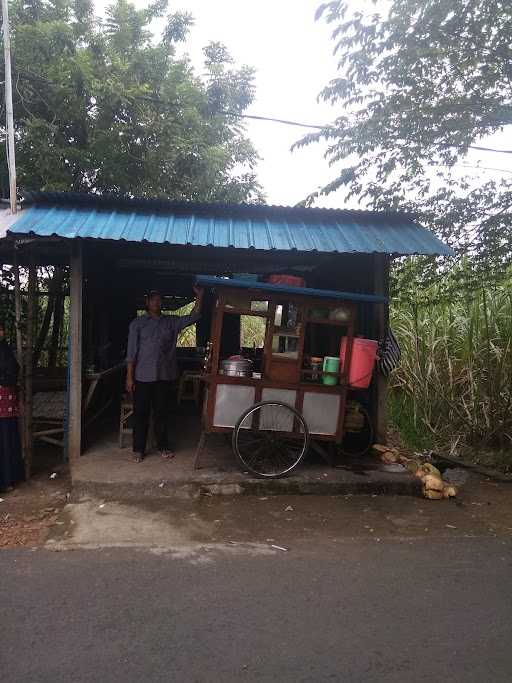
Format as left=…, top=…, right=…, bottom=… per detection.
left=13, top=250, right=26, bottom=465
left=373, top=254, right=390, bottom=444
left=68, top=242, right=83, bottom=462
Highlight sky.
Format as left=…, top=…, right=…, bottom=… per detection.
left=99, top=0, right=342, bottom=207
left=97, top=0, right=512, bottom=209
left=170, top=0, right=340, bottom=207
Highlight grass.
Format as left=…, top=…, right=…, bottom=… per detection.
left=390, top=277, right=512, bottom=467
left=388, top=390, right=436, bottom=453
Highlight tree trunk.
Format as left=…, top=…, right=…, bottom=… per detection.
left=48, top=286, right=64, bottom=368
left=34, top=295, right=54, bottom=368
left=34, top=267, right=64, bottom=368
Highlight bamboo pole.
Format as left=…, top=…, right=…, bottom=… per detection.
left=12, top=249, right=27, bottom=467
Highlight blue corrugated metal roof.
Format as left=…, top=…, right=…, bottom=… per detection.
left=7, top=192, right=454, bottom=256
left=196, top=275, right=388, bottom=304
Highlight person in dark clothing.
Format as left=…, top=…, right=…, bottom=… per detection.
left=126, top=286, right=204, bottom=462
left=0, top=323, right=25, bottom=492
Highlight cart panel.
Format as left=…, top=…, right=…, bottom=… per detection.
left=261, top=387, right=297, bottom=408
left=213, top=384, right=256, bottom=428
left=303, top=392, right=341, bottom=435
left=259, top=389, right=298, bottom=431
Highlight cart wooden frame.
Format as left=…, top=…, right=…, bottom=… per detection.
left=194, top=276, right=370, bottom=476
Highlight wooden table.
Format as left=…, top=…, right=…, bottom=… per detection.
left=33, top=363, right=125, bottom=448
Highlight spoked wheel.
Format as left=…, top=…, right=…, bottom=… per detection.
left=232, top=401, right=310, bottom=478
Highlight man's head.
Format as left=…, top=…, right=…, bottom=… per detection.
left=146, top=290, right=162, bottom=316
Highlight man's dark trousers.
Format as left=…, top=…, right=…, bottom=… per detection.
left=133, top=381, right=173, bottom=454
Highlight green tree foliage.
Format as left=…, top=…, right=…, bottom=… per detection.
left=298, top=0, right=512, bottom=294
left=301, top=1, right=512, bottom=456
left=0, top=0, right=262, bottom=201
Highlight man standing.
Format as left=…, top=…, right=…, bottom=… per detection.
left=126, top=285, right=204, bottom=462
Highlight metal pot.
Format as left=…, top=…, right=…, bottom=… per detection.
left=220, top=358, right=253, bottom=377
left=329, top=306, right=350, bottom=322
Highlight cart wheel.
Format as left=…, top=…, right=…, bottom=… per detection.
left=338, top=403, right=374, bottom=457
left=232, top=401, right=310, bottom=478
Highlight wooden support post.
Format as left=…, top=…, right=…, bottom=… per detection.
left=13, top=248, right=26, bottom=463
left=24, top=257, right=36, bottom=478
left=374, top=254, right=390, bottom=444
left=68, top=242, right=83, bottom=462
left=13, top=250, right=23, bottom=367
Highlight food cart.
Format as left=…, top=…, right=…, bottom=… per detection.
left=195, top=275, right=382, bottom=478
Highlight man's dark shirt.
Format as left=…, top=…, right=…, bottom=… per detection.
left=126, top=312, right=200, bottom=382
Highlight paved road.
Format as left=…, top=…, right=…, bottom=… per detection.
left=3, top=536, right=512, bottom=682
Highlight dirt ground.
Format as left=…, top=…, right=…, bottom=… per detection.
left=0, top=466, right=71, bottom=548
left=2, top=464, right=512, bottom=550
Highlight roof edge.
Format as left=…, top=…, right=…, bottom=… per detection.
left=20, top=190, right=417, bottom=223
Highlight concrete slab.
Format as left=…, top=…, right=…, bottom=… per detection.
left=73, top=416, right=421, bottom=500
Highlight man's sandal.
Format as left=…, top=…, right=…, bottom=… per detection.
left=160, top=450, right=175, bottom=460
